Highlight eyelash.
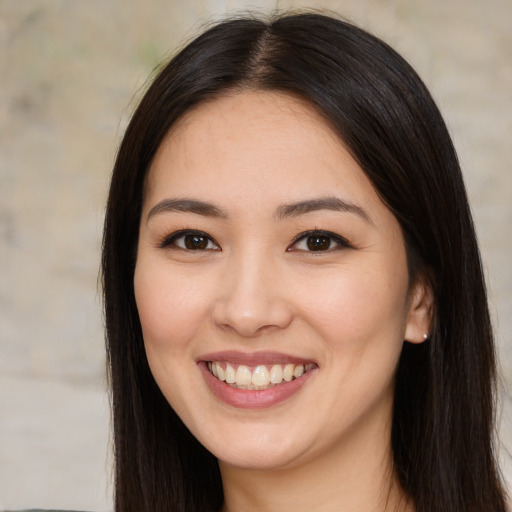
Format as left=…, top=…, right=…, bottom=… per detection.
left=287, top=230, right=352, bottom=253
left=159, top=229, right=352, bottom=253
left=159, top=230, right=220, bottom=251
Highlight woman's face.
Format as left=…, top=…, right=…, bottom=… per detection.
left=134, top=91, right=430, bottom=471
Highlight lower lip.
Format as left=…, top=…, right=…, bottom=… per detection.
left=198, top=362, right=316, bottom=409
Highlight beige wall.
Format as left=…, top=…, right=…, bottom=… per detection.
left=1, top=1, right=511, bottom=510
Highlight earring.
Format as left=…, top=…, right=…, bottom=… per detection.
left=423, top=333, right=429, bottom=340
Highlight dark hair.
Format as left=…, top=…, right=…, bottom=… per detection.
left=102, top=11, right=507, bottom=512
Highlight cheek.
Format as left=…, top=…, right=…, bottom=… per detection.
left=295, top=264, right=409, bottom=350
left=295, top=267, right=408, bottom=426
left=133, top=260, right=212, bottom=350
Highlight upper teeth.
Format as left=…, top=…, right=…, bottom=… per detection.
left=207, top=362, right=312, bottom=389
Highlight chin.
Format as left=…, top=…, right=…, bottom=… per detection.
left=195, top=419, right=312, bottom=471
left=215, top=444, right=302, bottom=471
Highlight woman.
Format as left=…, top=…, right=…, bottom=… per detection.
left=102, top=12, right=508, bottom=512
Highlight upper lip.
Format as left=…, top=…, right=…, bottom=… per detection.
left=197, top=350, right=316, bottom=366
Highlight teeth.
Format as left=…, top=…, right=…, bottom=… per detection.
left=293, top=365, right=304, bottom=378
left=235, top=365, right=252, bottom=386
left=225, top=363, right=236, bottom=384
left=251, top=365, right=270, bottom=386
left=283, top=364, right=295, bottom=382
left=215, top=362, right=225, bottom=381
left=270, top=364, right=283, bottom=384
left=208, top=362, right=311, bottom=388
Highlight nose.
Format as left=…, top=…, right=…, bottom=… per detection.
left=211, top=252, right=294, bottom=337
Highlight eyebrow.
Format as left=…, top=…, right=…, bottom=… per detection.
left=147, top=198, right=228, bottom=222
left=146, top=196, right=371, bottom=224
left=275, top=196, right=371, bottom=223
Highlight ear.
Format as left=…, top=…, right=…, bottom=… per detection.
left=404, top=275, right=434, bottom=344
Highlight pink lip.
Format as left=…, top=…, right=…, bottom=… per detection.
left=198, top=350, right=314, bottom=367
left=198, top=358, right=317, bottom=410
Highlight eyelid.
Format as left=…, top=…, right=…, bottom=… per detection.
left=159, top=229, right=221, bottom=250
left=287, top=229, right=352, bottom=252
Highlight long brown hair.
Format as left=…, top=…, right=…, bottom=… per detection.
left=102, top=12, right=507, bottom=511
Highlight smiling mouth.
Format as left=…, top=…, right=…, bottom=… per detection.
left=207, top=361, right=317, bottom=390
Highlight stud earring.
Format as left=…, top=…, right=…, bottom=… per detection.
left=423, top=333, right=429, bottom=340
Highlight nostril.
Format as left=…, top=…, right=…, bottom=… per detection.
left=211, top=298, right=293, bottom=337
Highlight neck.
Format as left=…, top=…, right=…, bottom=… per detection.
left=219, top=403, right=412, bottom=512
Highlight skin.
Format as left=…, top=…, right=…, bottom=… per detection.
left=134, top=90, right=432, bottom=512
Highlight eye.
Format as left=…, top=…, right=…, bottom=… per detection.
left=288, top=230, right=351, bottom=252
left=160, top=230, right=220, bottom=251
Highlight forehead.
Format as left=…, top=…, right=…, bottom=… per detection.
left=145, top=90, right=382, bottom=217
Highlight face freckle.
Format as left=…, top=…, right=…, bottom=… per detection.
left=134, top=90, right=429, bottom=472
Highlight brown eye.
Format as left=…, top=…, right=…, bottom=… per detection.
left=307, top=235, right=331, bottom=251
left=160, top=230, right=220, bottom=251
left=288, top=230, right=352, bottom=253
left=184, top=234, right=209, bottom=250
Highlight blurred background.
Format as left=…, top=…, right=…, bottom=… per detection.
left=0, top=0, right=511, bottom=510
